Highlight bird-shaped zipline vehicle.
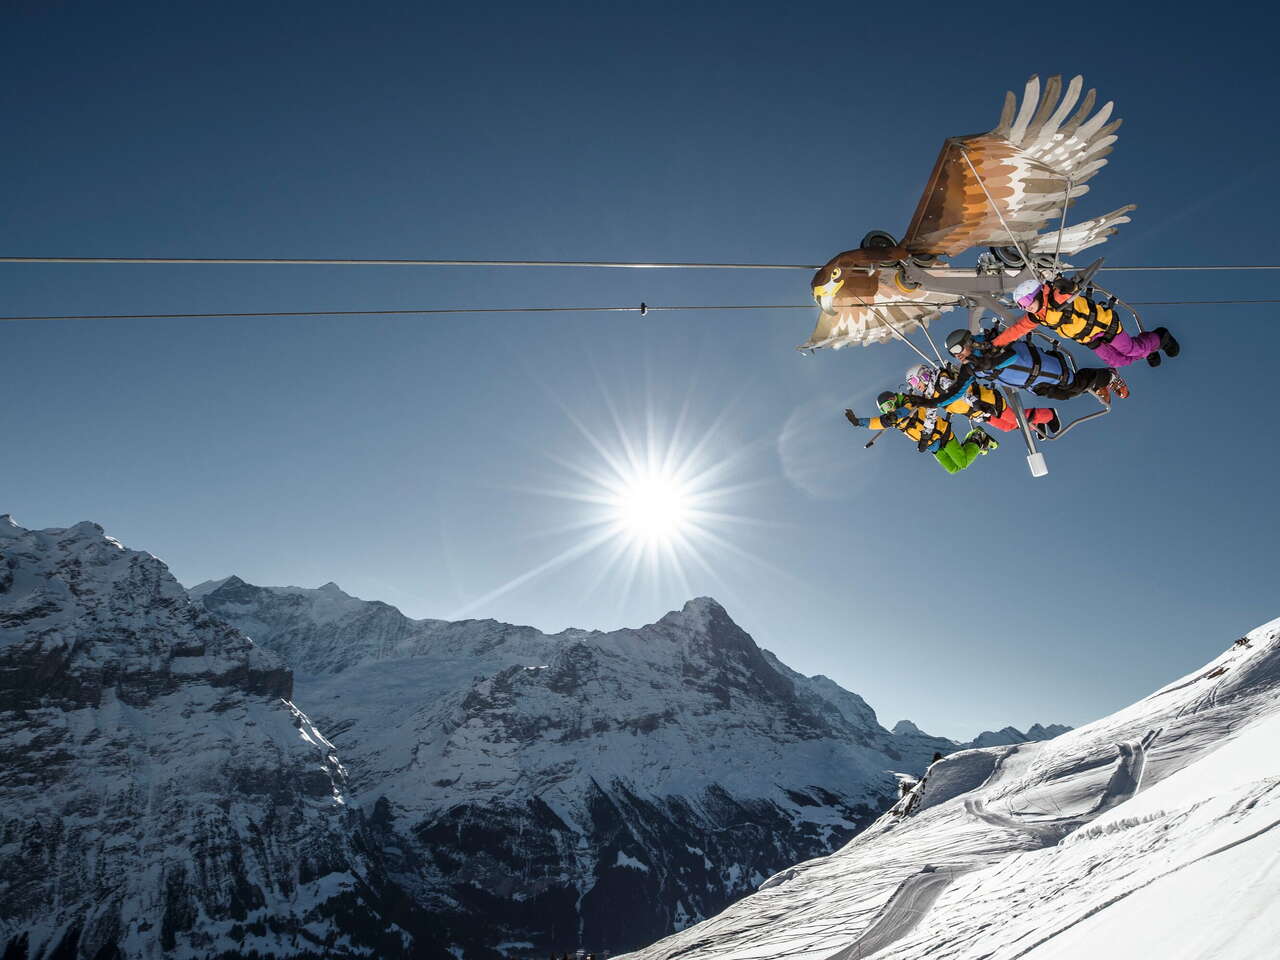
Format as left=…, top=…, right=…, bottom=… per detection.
left=805, top=74, right=1145, bottom=477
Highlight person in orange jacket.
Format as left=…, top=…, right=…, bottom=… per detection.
left=995, top=277, right=1179, bottom=368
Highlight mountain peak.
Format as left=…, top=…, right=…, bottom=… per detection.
left=680, top=596, right=727, bottom=618
left=892, top=719, right=923, bottom=736
left=1, top=516, right=106, bottom=542
left=0, top=518, right=413, bottom=958
left=657, top=597, right=754, bottom=649
left=665, top=595, right=727, bottom=622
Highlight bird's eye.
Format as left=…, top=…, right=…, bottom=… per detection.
left=830, top=268, right=841, bottom=280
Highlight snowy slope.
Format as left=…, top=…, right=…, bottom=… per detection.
left=194, top=576, right=1069, bottom=958
left=0, top=517, right=446, bottom=960
left=619, top=622, right=1280, bottom=960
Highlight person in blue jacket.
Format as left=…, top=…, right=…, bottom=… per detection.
left=914, top=329, right=1126, bottom=408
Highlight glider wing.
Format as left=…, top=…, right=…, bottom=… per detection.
left=901, top=75, right=1129, bottom=257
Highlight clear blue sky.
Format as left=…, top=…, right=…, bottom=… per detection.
left=4, top=2, right=1278, bottom=738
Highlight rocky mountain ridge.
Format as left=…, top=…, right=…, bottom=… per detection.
left=193, top=573, right=1070, bottom=956
left=0, top=517, right=446, bottom=960
left=0, top=514, right=1074, bottom=960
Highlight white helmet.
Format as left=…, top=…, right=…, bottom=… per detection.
left=905, top=363, right=935, bottom=394
left=1012, top=278, right=1041, bottom=308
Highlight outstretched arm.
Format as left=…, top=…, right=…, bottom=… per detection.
left=992, top=315, right=1038, bottom=347
left=846, top=409, right=896, bottom=431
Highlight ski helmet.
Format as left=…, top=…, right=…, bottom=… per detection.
left=945, top=329, right=972, bottom=356
left=905, top=363, right=934, bottom=394
left=877, top=391, right=900, bottom=414
left=1012, top=278, right=1041, bottom=309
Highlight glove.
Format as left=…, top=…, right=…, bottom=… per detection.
left=1052, top=276, right=1079, bottom=296
left=844, top=409, right=862, bottom=428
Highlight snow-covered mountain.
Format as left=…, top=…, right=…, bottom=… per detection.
left=0, top=513, right=1077, bottom=960
left=891, top=718, right=1071, bottom=752
left=191, top=575, right=1064, bottom=957
left=0, top=517, right=447, bottom=960
left=968, top=723, right=1072, bottom=748
left=620, top=622, right=1280, bottom=960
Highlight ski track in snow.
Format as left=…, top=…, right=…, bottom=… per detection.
left=1008, top=801, right=1280, bottom=959
left=823, top=865, right=975, bottom=960
left=621, top=622, right=1280, bottom=960
left=963, top=729, right=1158, bottom=847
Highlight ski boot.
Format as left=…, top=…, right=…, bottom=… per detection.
left=965, top=428, right=998, bottom=454
left=1111, top=374, right=1130, bottom=399
left=1157, top=327, right=1180, bottom=357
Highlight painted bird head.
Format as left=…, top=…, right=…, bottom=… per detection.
left=811, top=247, right=900, bottom=315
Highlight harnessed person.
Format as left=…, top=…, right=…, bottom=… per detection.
left=844, top=388, right=994, bottom=475
left=905, top=363, right=1059, bottom=438
left=995, top=277, right=1179, bottom=369
left=911, top=330, right=1126, bottom=408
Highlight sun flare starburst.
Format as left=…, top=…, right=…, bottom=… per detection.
left=610, top=468, right=691, bottom=544
left=448, top=386, right=781, bottom=620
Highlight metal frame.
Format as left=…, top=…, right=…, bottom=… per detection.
left=1089, top=281, right=1146, bottom=333
left=888, top=257, right=1116, bottom=477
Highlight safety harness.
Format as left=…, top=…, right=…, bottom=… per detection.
left=880, top=405, right=953, bottom=449
left=938, top=367, right=1000, bottom=422
left=1031, top=285, right=1122, bottom=345
left=985, top=342, right=1073, bottom=391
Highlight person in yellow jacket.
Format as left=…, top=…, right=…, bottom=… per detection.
left=995, top=277, right=1179, bottom=368
left=905, top=363, right=1060, bottom=437
left=844, top=391, right=994, bottom=474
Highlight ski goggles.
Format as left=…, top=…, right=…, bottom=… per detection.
left=878, top=396, right=901, bottom=414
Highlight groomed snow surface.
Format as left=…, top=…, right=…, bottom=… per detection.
left=621, top=622, right=1280, bottom=960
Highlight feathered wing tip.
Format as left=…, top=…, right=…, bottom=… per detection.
left=1027, top=204, right=1137, bottom=255
left=996, top=74, right=1121, bottom=184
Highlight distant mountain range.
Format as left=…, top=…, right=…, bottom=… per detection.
left=190, top=574, right=1068, bottom=955
left=0, top=517, right=1068, bottom=959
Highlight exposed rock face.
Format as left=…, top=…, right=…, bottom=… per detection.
left=195, top=579, right=973, bottom=957
left=0, top=517, right=445, bottom=960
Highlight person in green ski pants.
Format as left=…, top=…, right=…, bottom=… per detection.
left=845, top=391, right=995, bottom=474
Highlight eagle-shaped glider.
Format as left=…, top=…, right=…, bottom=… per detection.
left=804, top=75, right=1135, bottom=351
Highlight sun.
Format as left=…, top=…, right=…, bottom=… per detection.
left=446, top=384, right=780, bottom=620
left=611, top=468, right=691, bottom=544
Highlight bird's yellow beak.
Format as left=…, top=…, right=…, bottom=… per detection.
left=813, top=279, right=843, bottom=315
